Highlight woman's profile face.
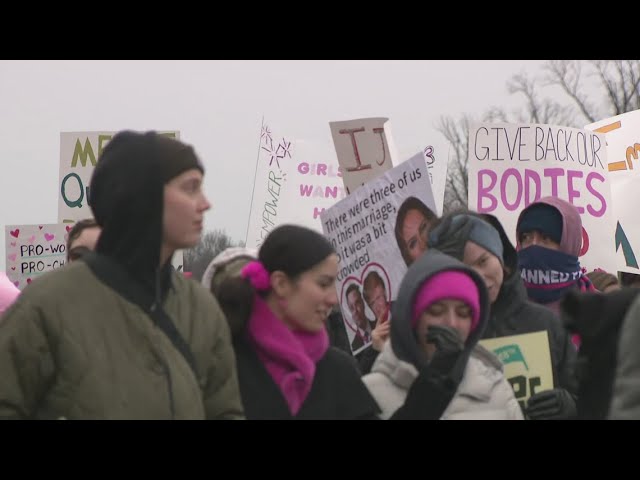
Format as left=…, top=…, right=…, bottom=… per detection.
left=401, top=208, right=430, bottom=264
left=278, top=253, right=339, bottom=333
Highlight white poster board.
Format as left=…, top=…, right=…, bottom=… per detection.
left=5, top=223, right=69, bottom=290
left=329, top=117, right=399, bottom=195
left=467, top=122, right=616, bottom=273
left=321, top=155, right=436, bottom=354
left=245, top=119, right=346, bottom=249
left=586, top=110, right=640, bottom=273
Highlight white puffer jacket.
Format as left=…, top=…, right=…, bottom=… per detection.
left=363, top=341, right=524, bottom=420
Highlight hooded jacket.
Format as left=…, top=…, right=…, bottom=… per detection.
left=0, top=261, right=243, bottom=419
left=89, top=131, right=202, bottom=296
left=429, top=212, right=577, bottom=393
left=363, top=249, right=522, bottom=420
left=516, top=196, right=584, bottom=315
left=0, top=131, right=243, bottom=419
left=562, top=288, right=640, bottom=419
left=516, top=197, right=582, bottom=257
left=607, top=290, right=640, bottom=419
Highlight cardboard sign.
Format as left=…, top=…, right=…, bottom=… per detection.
left=321, top=155, right=436, bottom=354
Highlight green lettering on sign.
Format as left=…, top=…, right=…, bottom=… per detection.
left=493, top=344, right=529, bottom=371
left=615, top=221, right=639, bottom=269
left=71, top=138, right=97, bottom=167
left=98, top=134, right=113, bottom=157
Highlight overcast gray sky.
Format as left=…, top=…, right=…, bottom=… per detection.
left=0, top=60, right=555, bottom=272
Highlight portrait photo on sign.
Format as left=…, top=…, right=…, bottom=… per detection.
left=394, top=195, right=437, bottom=267
left=340, top=263, right=392, bottom=354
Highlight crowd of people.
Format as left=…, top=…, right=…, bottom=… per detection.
left=1, top=130, right=638, bottom=420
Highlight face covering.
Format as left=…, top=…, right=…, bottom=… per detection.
left=517, top=245, right=587, bottom=304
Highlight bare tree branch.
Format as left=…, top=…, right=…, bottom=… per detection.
left=627, top=60, right=640, bottom=111
left=183, top=229, right=244, bottom=282
left=545, top=60, right=596, bottom=123
left=437, top=60, right=640, bottom=216
left=508, top=74, right=541, bottom=123
left=437, top=115, right=473, bottom=212
left=593, top=60, right=622, bottom=116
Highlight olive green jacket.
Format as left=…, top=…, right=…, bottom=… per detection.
left=0, top=260, right=244, bottom=420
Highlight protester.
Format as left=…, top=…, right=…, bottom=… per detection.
left=429, top=211, right=578, bottom=419
left=0, top=131, right=244, bottom=419
left=216, top=224, right=380, bottom=419
left=363, top=249, right=522, bottom=420
left=66, top=218, right=101, bottom=262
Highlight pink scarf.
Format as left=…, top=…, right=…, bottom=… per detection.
left=247, top=295, right=329, bottom=415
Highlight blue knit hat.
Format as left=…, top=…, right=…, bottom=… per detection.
left=516, top=203, right=563, bottom=244
left=428, top=214, right=504, bottom=265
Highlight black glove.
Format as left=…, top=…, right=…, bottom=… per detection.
left=526, top=388, right=577, bottom=420
left=426, top=325, right=466, bottom=385
left=389, top=326, right=466, bottom=420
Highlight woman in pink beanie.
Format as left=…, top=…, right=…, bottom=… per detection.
left=410, top=270, right=481, bottom=363
left=363, top=249, right=523, bottom=420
